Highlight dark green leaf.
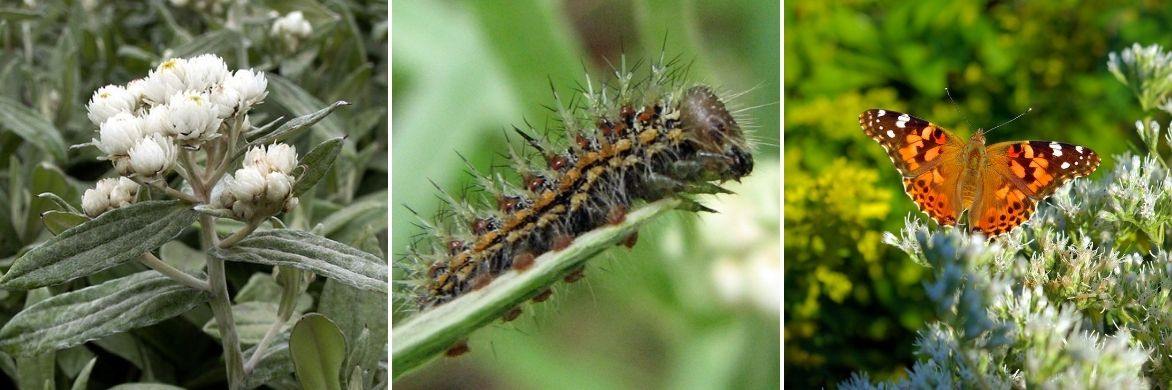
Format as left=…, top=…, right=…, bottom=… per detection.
left=0, top=201, right=198, bottom=289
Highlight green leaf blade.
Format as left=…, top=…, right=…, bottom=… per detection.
left=0, top=201, right=198, bottom=289
left=0, top=96, right=67, bottom=162
left=210, top=230, right=387, bottom=293
left=0, top=271, right=209, bottom=356
left=290, top=314, right=346, bottom=390
left=294, top=137, right=344, bottom=196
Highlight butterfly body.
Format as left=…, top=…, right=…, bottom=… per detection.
left=860, top=109, right=1100, bottom=236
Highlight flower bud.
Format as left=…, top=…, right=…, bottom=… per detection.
left=82, top=177, right=140, bottom=217
left=109, top=177, right=140, bottom=207
left=128, top=133, right=177, bottom=180
left=265, top=172, right=293, bottom=203
left=230, top=167, right=267, bottom=201
left=266, top=144, right=297, bottom=174
left=271, top=11, right=312, bottom=51
left=95, top=112, right=144, bottom=157
left=82, top=188, right=110, bottom=217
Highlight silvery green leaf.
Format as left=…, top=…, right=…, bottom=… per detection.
left=290, top=314, right=346, bottom=390
left=248, top=99, right=349, bottom=146
left=40, top=211, right=87, bottom=236
left=321, top=280, right=384, bottom=385
left=69, top=357, right=96, bottom=390
left=294, top=137, right=344, bottom=196
left=0, top=96, right=67, bottom=162
left=201, top=301, right=282, bottom=345
left=0, top=271, right=209, bottom=356
left=171, top=30, right=241, bottom=58
left=107, top=384, right=186, bottom=390
left=0, top=201, right=198, bottom=289
left=242, top=332, right=293, bottom=390
left=210, top=230, right=387, bottom=293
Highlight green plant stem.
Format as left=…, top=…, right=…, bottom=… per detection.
left=139, top=252, right=209, bottom=291
left=390, top=197, right=681, bottom=379
left=201, top=214, right=245, bottom=389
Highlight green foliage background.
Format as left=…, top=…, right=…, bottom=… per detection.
left=391, top=0, right=779, bottom=388
left=0, top=0, right=387, bottom=388
left=784, top=1, right=1166, bottom=387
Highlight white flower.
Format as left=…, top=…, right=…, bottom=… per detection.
left=243, top=143, right=298, bottom=174
left=216, top=163, right=299, bottom=221
left=128, top=133, right=177, bottom=179
left=141, top=105, right=171, bottom=136
left=265, top=172, right=293, bottom=203
left=184, top=53, right=230, bottom=92
left=218, top=69, right=268, bottom=113
left=141, top=58, right=189, bottom=105
left=230, top=167, right=267, bottom=200
left=271, top=11, right=312, bottom=39
left=164, top=90, right=222, bottom=145
left=109, top=177, right=140, bottom=206
left=125, top=78, right=149, bottom=110
left=95, top=112, right=143, bottom=156
left=271, top=11, right=312, bottom=51
left=86, top=85, right=138, bottom=126
left=82, top=177, right=140, bottom=217
left=266, top=144, right=297, bottom=173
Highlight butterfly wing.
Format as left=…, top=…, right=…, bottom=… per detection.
left=970, top=141, right=1100, bottom=236
left=860, top=109, right=968, bottom=226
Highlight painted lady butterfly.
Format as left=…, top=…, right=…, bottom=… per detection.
left=860, top=109, right=1100, bottom=236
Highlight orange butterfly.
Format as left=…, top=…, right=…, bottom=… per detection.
left=860, top=109, right=1100, bottom=236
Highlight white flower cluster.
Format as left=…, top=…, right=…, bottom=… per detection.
left=86, top=54, right=268, bottom=176
left=81, top=177, right=141, bottom=217
left=271, top=11, right=313, bottom=51
left=213, top=144, right=300, bottom=221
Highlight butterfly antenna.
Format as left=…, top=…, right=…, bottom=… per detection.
left=985, top=107, right=1033, bottom=134
left=944, top=87, right=974, bottom=131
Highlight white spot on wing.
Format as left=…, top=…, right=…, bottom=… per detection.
left=1049, top=142, right=1063, bottom=157
left=878, top=110, right=886, bottom=117
left=886, top=129, right=895, bottom=138
left=1061, top=162, right=1070, bottom=169
left=1076, top=146, right=1084, bottom=153
left=896, top=114, right=910, bottom=128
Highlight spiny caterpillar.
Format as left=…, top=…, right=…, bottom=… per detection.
left=400, top=54, right=754, bottom=317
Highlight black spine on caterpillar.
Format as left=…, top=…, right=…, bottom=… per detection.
left=406, top=74, right=753, bottom=310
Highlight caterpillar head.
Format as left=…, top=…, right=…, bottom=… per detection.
left=679, top=86, right=754, bottom=181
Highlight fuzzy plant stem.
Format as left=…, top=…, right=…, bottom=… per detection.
left=391, top=197, right=682, bottom=379
left=202, top=213, right=246, bottom=389
left=139, top=252, right=210, bottom=291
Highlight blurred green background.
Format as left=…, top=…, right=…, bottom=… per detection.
left=392, top=0, right=779, bottom=388
left=784, top=1, right=1165, bottom=387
